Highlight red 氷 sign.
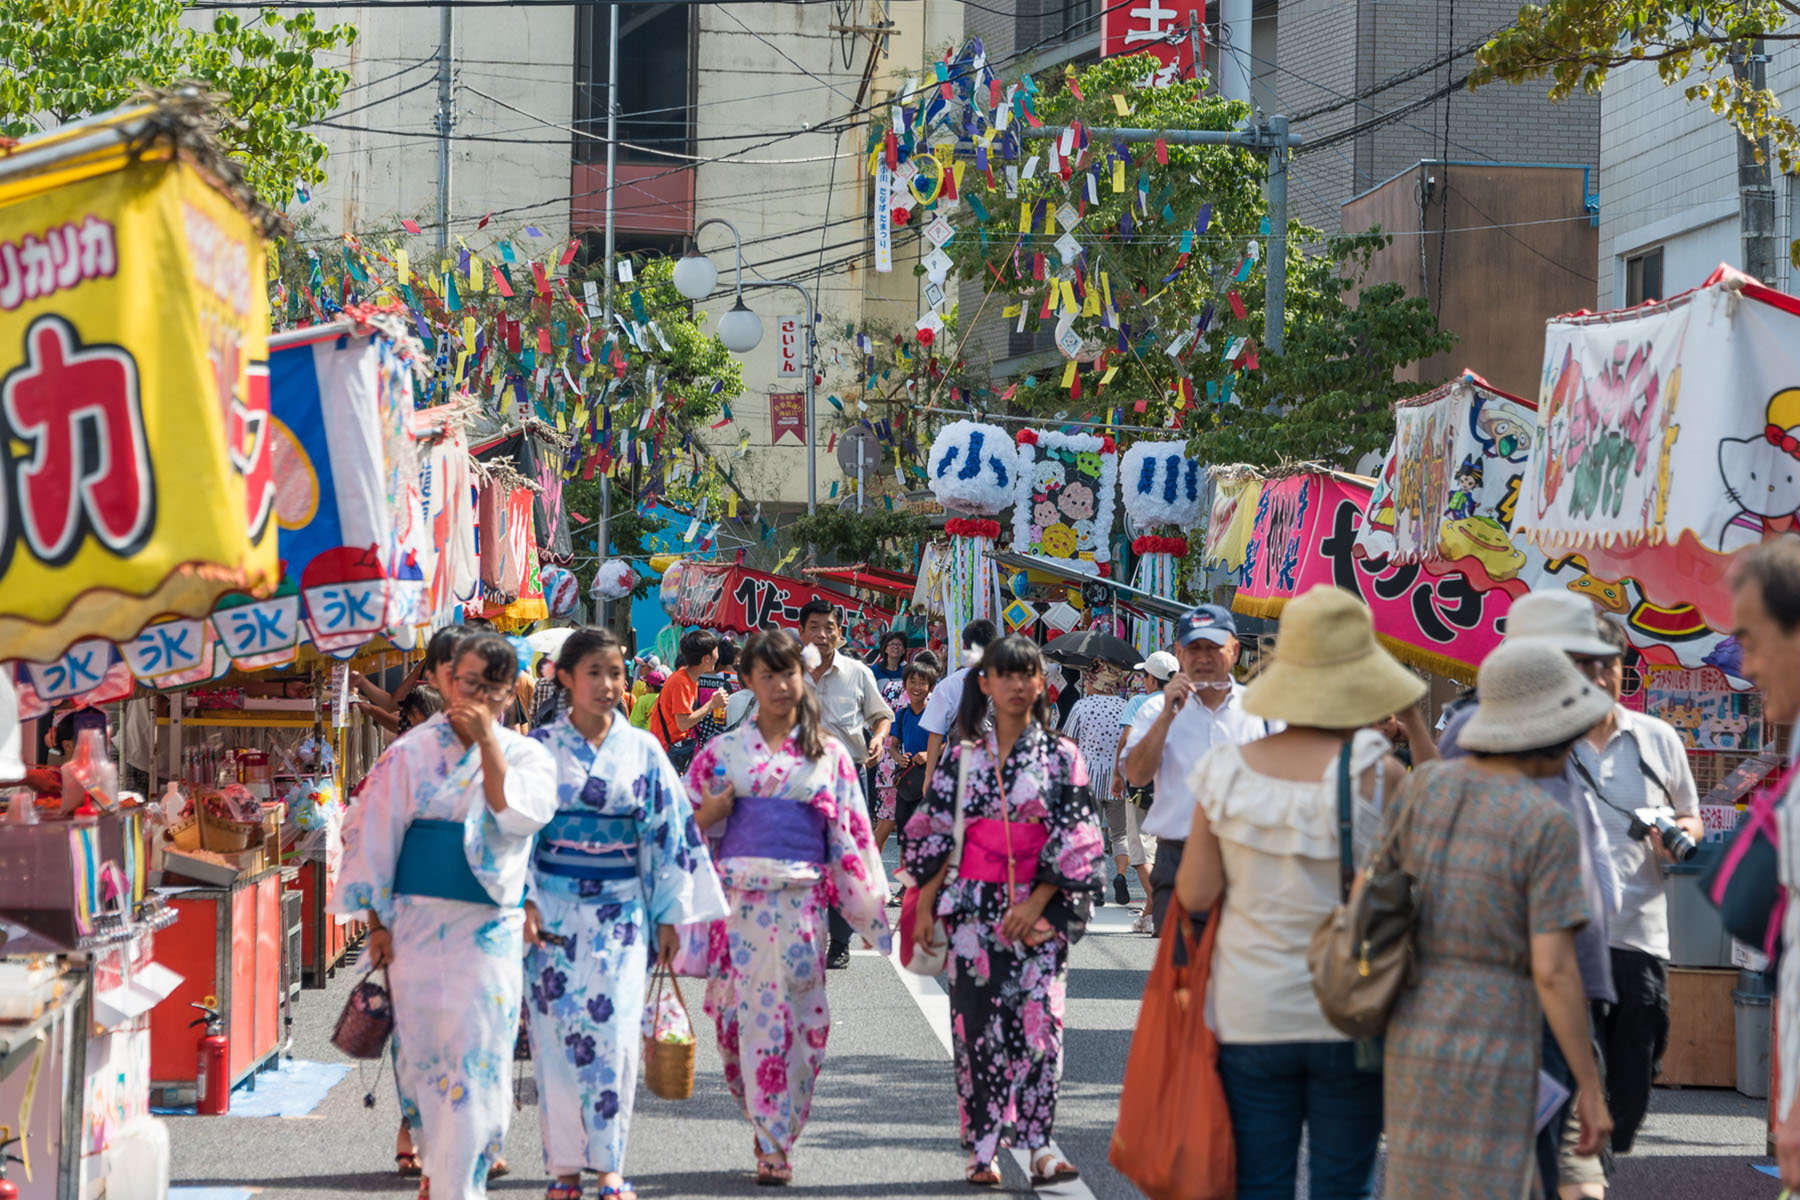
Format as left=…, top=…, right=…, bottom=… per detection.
left=1101, top=1, right=1199, bottom=86
left=659, top=561, right=893, bottom=638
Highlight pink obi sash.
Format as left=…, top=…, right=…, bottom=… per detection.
left=959, top=818, right=1048, bottom=884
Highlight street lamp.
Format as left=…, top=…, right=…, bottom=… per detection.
left=676, top=217, right=820, bottom=515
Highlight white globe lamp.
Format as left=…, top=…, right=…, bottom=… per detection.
left=717, top=298, right=763, bottom=353
left=672, top=250, right=718, bottom=301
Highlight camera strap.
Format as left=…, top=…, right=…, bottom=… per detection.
left=1571, top=725, right=1673, bottom=824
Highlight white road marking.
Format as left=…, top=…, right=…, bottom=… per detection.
left=883, top=936, right=1099, bottom=1199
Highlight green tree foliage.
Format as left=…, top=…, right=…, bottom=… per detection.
left=1199, top=232, right=1454, bottom=467
left=786, top=506, right=930, bottom=570
left=1474, top=2, right=1800, bottom=252
left=0, top=1, right=355, bottom=206
left=879, top=52, right=1450, bottom=471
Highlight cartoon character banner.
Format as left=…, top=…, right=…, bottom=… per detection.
left=1231, top=472, right=1510, bottom=681
left=1202, top=472, right=1264, bottom=573
left=1518, top=267, right=1800, bottom=631
left=1357, top=373, right=1537, bottom=588
left=0, top=143, right=279, bottom=662
left=658, top=561, right=893, bottom=639
left=1359, top=371, right=1747, bottom=686
left=1009, top=428, right=1118, bottom=570
left=1643, top=666, right=1763, bottom=752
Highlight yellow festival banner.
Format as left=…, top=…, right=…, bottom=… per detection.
left=0, top=122, right=278, bottom=662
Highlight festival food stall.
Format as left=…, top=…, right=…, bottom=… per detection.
left=0, top=97, right=282, bottom=1197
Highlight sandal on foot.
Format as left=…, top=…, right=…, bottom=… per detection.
left=755, top=1156, right=792, bottom=1186
left=545, top=1183, right=582, bottom=1200
left=597, top=1183, right=638, bottom=1200
left=1030, top=1151, right=1080, bottom=1187
left=395, top=1152, right=422, bottom=1179
left=489, top=1159, right=510, bottom=1180
left=965, top=1161, right=1002, bottom=1187
left=416, top=1182, right=430, bottom=1200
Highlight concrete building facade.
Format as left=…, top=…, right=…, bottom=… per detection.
left=1595, top=42, right=1800, bottom=310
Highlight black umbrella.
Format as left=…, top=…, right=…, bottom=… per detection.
left=1041, top=629, right=1141, bottom=669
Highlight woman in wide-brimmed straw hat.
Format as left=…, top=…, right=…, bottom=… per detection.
left=1173, top=585, right=1426, bottom=1199
left=1380, top=637, right=1614, bottom=1200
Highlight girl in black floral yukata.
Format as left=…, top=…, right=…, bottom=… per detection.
left=902, top=635, right=1106, bottom=1188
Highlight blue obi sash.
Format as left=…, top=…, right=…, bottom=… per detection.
left=394, top=819, right=493, bottom=905
left=534, top=812, right=640, bottom=881
left=716, top=795, right=830, bottom=864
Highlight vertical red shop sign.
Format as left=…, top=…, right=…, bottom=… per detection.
left=770, top=391, right=806, bottom=445
left=1101, top=1, right=1200, bottom=87
left=776, top=315, right=802, bottom=377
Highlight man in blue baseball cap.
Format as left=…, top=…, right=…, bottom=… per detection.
left=1123, top=603, right=1275, bottom=933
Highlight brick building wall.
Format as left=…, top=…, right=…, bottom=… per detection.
left=1276, top=0, right=1599, bottom=239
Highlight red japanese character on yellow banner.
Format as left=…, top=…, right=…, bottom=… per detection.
left=0, top=116, right=279, bottom=661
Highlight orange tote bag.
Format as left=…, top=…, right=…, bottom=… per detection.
left=1108, top=899, right=1235, bottom=1200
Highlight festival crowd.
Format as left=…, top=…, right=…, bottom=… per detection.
left=324, top=540, right=1800, bottom=1200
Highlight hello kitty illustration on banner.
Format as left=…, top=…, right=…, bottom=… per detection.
left=1518, top=266, right=1800, bottom=633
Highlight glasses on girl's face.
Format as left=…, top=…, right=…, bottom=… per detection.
left=451, top=674, right=511, bottom=702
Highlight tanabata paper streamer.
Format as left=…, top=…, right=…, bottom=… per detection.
left=0, top=133, right=279, bottom=660
left=1010, top=428, right=1117, bottom=568
left=1517, top=266, right=1800, bottom=632
left=1201, top=471, right=1265, bottom=572
left=1120, top=440, right=1205, bottom=529
left=1229, top=471, right=1509, bottom=682
left=927, top=421, right=1021, bottom=516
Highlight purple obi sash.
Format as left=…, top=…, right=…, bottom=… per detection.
left=959, top=818, right=1048, bottom=884
left=716, top=794, right=830, bottom=864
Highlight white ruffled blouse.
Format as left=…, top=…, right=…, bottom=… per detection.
left=1189, top=729, right=1389, bottom=1044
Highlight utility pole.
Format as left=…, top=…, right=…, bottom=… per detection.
left=597, top=3, right=619, bottom=627
left=1023, top=118, right=1303, bottom=353
left=1733, top=39, right=1778, bottom=287
left=1218, top=0, right=1253, bottom=105
left=435, top=6, right=453, bottom=257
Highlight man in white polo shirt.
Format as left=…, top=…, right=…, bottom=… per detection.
left=1123, top=604, right=1274, bottom=934
left=917, top=619, right=999, bottom=785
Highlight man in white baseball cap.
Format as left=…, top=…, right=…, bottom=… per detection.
left=1106, top=651, right=1179, bottom=931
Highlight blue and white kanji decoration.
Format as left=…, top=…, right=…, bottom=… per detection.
left=1120, top=440, right=1205, bottom=656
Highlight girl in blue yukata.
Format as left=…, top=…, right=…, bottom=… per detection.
left=523, top=626, right=727, bottom=1200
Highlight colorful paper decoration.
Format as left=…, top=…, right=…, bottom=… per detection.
left=927, top=421, right=1020, bottom=516
left=1009, top=428, right=1118, bottom=569
left=590, top=559, right=636, bottom=601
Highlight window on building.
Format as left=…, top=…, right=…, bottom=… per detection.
left=1625, top=247, right=1664, bottom=306
left=1055, top=0, right=1100, bottom=41
left=575, top=3, right=692, bottom=165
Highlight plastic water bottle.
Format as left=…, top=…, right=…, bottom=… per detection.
left=711, top=760, right=728, bottom=791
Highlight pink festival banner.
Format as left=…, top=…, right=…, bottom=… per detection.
left=1228, top=472, right=1508, bottom=681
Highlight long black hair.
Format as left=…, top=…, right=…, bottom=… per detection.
left=740, top=630, right=827, bottom=760
left=554, top=626, right=624, bottom=676
left=955, top=634, right=1053, bottom=742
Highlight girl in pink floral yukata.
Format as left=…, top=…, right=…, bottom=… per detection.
left=684, top=630, right=892, bottom=1186
left=903, top=635, right=1106, bottom=1189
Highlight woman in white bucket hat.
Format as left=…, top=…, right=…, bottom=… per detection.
left=1382, top=637, right=1615, bottom=1199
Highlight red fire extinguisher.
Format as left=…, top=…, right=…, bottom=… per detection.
left=0, top=1123, right=22, bottom=1199
left=190, top=996, right=230, bottom=1116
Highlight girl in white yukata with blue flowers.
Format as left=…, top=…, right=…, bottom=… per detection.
left=522, top=627, right=726, bottom=1200
left=332, top=631, right=559, bottom=1200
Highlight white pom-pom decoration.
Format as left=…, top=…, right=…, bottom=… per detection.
left=590, top=559, right=637, bottom=601
left=541, top=566, right=580, bottom=616
left=1120, top=440, right=1205, bottom=528
left=927, top=420, right=1020, bottom=515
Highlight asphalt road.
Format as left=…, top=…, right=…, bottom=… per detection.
left=166, top=875, right=1781, bottom=1199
